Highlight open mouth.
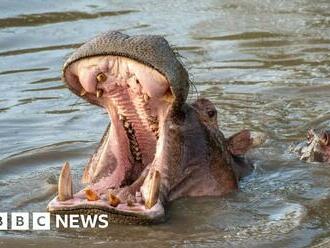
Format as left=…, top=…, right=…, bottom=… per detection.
left=48, top=55, right=175, bottom=223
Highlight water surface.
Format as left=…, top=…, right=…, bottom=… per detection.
left=0, top=0, right=329, bottom=247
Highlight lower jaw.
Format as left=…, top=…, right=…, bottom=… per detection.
left=47, top=108, right=167, bottom=223
left=48, top=166, right=166, bottom=224
left=47, top=197, right=165, bottom=224
left=47, top=148, right=165, bottom=223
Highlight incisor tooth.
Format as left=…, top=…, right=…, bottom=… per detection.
left=82, top=166, right=91, bottom=184
left=135, top=191, right=143, bottom=204
left=145, top=170, right=161, bottom=209
left=84, top=188, right=99, bottom=201
left=80, top=89, right=87, bottom=96
left=96, top=89, right=103, bottom=98
left=108, top=193, right=121, bottom=207
left=58, top=162, right=73, bottom=201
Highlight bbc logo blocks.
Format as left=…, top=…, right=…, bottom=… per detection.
left=0, top=212, right=50, bottom=230
left=0, top=212, right=8, bottom=230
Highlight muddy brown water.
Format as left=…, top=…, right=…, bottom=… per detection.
left=0, top=0, right=329, bottom=247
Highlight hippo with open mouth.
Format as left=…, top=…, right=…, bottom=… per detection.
left=293, top=129, right=330, bottom=163
left=48, top=31, right=265, bottom=224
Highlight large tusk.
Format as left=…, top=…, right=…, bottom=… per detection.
left=144, top=170, right=161, bottom=209
left=58, top=162, right=73, bottom=201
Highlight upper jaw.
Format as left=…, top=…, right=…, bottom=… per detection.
left=62, top=31, right=190, bottom=108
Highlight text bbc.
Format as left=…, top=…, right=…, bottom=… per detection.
left=0, top=212, right=109, bottom=230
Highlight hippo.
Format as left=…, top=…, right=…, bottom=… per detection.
left=293, top=129, right=330, bottom=163
left=48, top=31, right=265, bottom=224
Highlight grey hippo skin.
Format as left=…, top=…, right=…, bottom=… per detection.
left=48, top=31, right=266, bottom=224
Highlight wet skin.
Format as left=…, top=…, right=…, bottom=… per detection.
left=293, top=129, right=330, bottom=163
left=48, top=31, right=265, bottom=224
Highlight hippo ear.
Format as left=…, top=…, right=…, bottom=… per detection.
left=227, top=130, right=266, bottom=156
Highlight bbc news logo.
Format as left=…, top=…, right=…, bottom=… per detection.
left=0, top=212, right=109, bottom=230
left=0, top=212, right=50, bottom=230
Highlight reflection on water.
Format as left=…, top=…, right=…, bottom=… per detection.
left=0, top=0, right=329, bottom=247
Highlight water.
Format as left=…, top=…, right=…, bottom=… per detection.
left=0, top=0, right=329, bottom=247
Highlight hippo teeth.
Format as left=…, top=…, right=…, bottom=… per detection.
left=58, top=162, right=73, bottom=201
left=108, top=193, right=121, bottom=207
left=82, top=166, right=91, bottom=184
left=144, top=170, right=161, bottom=209
left=120, top=115, right=144, bottom=162
left=84, top=188, right=99, bottom=201
left=80, top=89, right=87, bottom=96
left=96, top=89, right=103, bottom=98
left=143, top=93, right=150, bottom=102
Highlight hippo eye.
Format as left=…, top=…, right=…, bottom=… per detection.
left=207, top=110, right=216, bottom=118
left=96, top=72, right=107, bottom=83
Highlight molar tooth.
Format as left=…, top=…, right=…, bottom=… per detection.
left=84, top=188, right=100, bottom=201
left=135, top=151, right=141, bottom=158
left=130, top=139, right=138, bottom=146
left=58, top=162, right=73, bottom=201
left=128, top=128, right=135, bottom=134
left=135, top=154, right=142, bottom=161
left=130, top=143, right=137, bottom=151
left=124, top=121, right=131, bottom=129
left=80, top=89, right=87, bottom=96
left=96, top=89, right=103, bottom=98
left=108, top=193, right=121, bottom=207
left=148, top=116, right=158, bottom=124
left=143, top=94, right=150, bottom=102
left=145, top=170, right=161, bottom=209
left=119, top=114, right=126, bottom=121
left=150, top=124, right=158, bottom=132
